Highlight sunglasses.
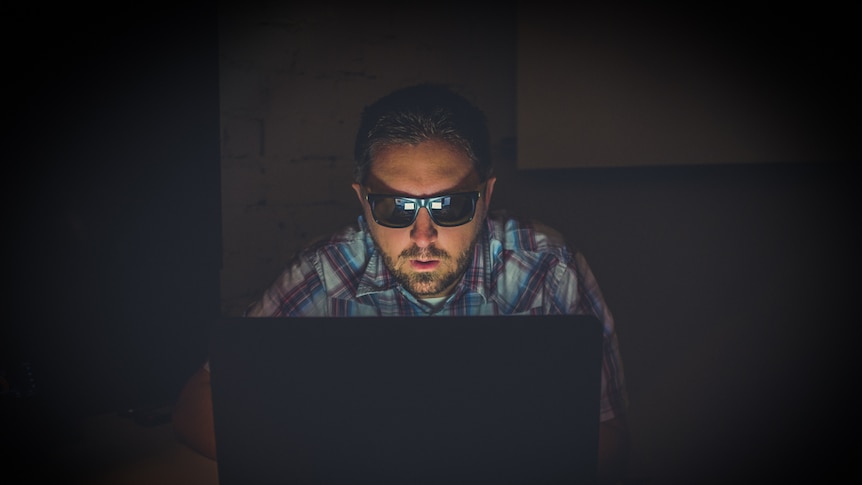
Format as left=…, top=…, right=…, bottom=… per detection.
left=364, top=188, right=482, bottom=228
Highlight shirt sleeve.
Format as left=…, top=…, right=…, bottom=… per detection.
left=560, top=250, right=629, bottom=422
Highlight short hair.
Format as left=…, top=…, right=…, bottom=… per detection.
left=353, top=84, right=492, bottom=184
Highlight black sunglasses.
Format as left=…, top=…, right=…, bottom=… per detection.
left=365, top=189, right=482, bottom=228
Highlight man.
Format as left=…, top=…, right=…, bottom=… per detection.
left=173, top=83, right=629, bottom=482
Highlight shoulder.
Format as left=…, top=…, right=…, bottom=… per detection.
left=285, top=221, right=373, bottom=293
left=297, top=220, right=370, bottom=264
left=484, top=210, right=580, bottom=284
left=486, top=210, right=571, bottom=257
left=246, top=220, right=371, bottom=317
left=482, top=211, right=588, bottom=314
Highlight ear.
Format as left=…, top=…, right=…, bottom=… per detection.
left=351, top=183, right=365, bottom=206
left=482, top=177, right=497, bottom=211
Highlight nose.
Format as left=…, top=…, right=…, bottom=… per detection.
left=410, top=207, right=438, bottom=248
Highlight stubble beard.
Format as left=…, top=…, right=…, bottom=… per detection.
left=376, top=234, right=479, bottom=298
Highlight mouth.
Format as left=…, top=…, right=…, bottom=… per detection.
left=409, top=259, right=440, bottom=272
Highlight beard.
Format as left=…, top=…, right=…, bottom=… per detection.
left=376, top=236, right=479, bottom=298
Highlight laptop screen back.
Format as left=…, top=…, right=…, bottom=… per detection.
left=209, top=314, right=602, bottom=484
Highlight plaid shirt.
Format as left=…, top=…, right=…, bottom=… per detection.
left=247, top=210, right=627, bottom=421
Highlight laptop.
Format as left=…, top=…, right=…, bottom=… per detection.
left=209, top=314, right=603, bottom=484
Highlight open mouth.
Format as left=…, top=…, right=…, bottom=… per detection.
left=410, top=260, right=440, bottom=271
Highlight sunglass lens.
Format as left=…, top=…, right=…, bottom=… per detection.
left=372, top=197, right=416, bottom=228
left=431, top=194, right=475, bottom=226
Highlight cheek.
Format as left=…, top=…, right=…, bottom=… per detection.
left=438, top=224, right=480, bottom=251
left=369, top=225, right=411, bottom=253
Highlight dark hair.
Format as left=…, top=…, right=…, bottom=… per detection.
left=353, top=84, right=492, bottom=184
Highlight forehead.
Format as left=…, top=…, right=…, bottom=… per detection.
left=366, top=140, right=480, bottom=196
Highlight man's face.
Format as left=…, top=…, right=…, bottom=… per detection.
left=352, top=139, right=496, bottom=299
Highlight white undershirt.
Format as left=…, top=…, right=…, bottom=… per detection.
left=418, top=296, right=448, bottom=313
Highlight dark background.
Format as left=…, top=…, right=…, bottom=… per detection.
left=3, top=2, right=860, bottom=483
left=4, top=2, right=221, bottom=472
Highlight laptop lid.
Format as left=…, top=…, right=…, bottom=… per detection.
left=209, top=314, right=602, bottom=485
